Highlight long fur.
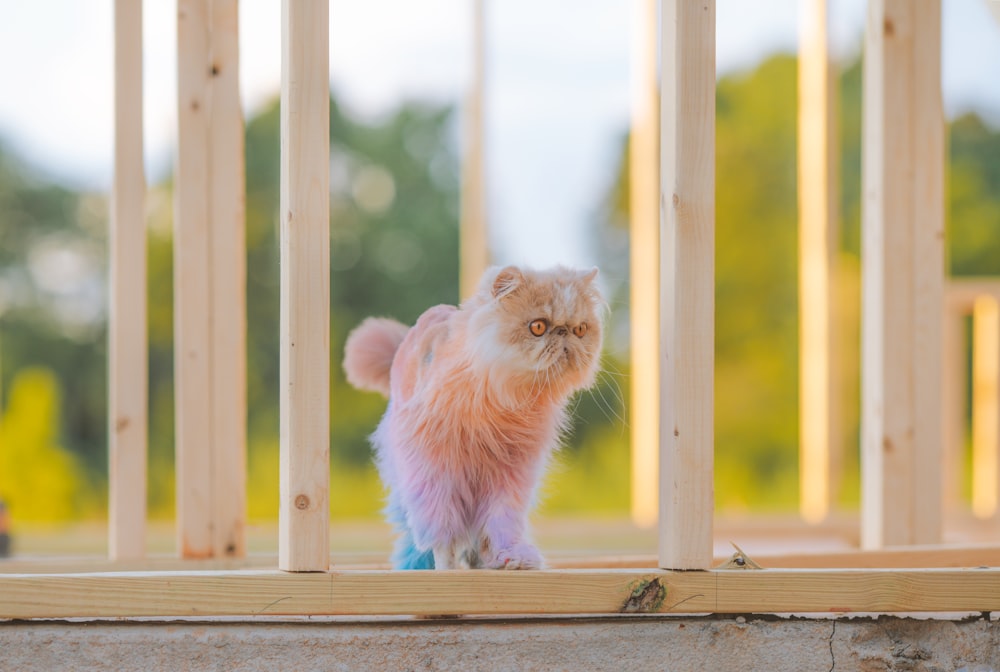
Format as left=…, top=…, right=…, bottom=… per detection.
left=343, top=265, right=604, bottom=570
left=343, top=317, right=409, bottom=397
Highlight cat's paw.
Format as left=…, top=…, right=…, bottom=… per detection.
left=488, top=543, right=544, bottom=570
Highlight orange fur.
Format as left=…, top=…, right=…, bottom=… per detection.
left=344, top=265, right=604, bottom=570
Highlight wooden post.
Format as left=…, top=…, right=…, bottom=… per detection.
left=629, top=0, right=659, bottom=529
left=459, top=0, right=489, bottom=300
left=209, top=0, right=247, bottom=559
left=797, top=0, right=840, bottom=525
left=971, top=296, right=1000, bottom=520
left=942, top=302, right=965, bottom=512
left=658, top=0, right=715, bottom=570
left=279, top=0, right=330, bottom=572
left=175, top=0, right=246, bottom=559
left=109, top=0, right=147, bottom=561
left=861, top=0, right=944, bottom=548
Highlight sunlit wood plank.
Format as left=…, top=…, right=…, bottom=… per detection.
left=658, top=0, right=716, bottom=570
left=279, top=0, right=331, bottom=572
left=109, top=0, right=147, bottom=561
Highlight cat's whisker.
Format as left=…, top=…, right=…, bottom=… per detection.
left=597, top=357, right=629, bottom=380
left=592, top=379, right=628, bottom=428
left=598, top=367, right=627, bottom=409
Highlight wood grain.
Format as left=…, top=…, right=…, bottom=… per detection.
left=208, top=0, right=247, bottom=560
left=279, top=0, right=331, bottom=572
left=109, top=0, right=147, bottom=561
left=176, top=0, right=213, bottom=558
left=658, top=0, right=716, bottom=569
left=175, top=0, right=247, bottom=559
left=2, top=568, right=999, bottom=619
left=861, top=0, right=944, bottom=548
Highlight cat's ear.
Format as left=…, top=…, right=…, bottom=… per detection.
left=580, top=267, right=599, bottom=285
left=491, top=266, right=524, bottom=299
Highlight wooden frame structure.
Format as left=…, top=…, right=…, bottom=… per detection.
left=2, top=0, right=1000, bottom=620
left=946, top=279, right=1000, bottom=523
left=175, top=0, right=247, bottom=561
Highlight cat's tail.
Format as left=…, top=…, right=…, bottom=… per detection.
left=343, top=317, right=409, bottom=397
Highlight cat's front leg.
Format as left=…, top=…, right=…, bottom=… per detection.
left=488, top=541, right=543, bottom=570
left=480, top=506, right=544, bottom=570
left=432, top=543, right=481, bottom=570
left=432, top=545, right=457, bottom=570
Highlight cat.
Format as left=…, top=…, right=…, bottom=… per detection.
left=342, top=265, right=604, bottom=570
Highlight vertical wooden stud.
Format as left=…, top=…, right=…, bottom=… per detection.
left=176, top=0, right=246, bottom=559
left=109, top=0, right=147, bottom=561
left=279, top=0, right=330, bottom=572
left=176, top=0, right=213, bottom=558
left=629, top=0, right=660, bottom=529
left=798, top=0, right=841, bottom=524
left=208, top=0, right=247, bottom=559
left=861, top=0, right=944, bottom=548
left=459, top=0, right=489, bottom=300
left=659, top=0, right=716, bottom=570
left=942, top=300, right=965, bottom=513
left=971, top=296, right=999, bottom=520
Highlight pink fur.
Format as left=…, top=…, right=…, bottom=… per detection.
left=343, top=265, right=604, bottom=570
left=343, top=317, right=409, bottom=396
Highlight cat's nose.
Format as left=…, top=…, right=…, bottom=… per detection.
left=555, top=326, right=568, bottom=336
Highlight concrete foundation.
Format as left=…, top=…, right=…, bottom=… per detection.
left=2, top=614, right=999, bottom=671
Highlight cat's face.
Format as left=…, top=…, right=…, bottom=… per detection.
left=468, top=266, right=604, bottom=396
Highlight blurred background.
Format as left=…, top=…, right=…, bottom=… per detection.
left=0, top=0, right=999, bottom=542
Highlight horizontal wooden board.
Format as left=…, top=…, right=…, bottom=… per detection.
left=1, top=568, right=999, bottom=619
left=3, top=544, right=997, bottom=575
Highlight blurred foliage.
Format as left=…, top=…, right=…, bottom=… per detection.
left=2, top=53, right=1000, bottom=525
left=0, top=368, right=97, bottom=521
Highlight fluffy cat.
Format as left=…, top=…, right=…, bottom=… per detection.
left=343, top=265, right=604, bottom=570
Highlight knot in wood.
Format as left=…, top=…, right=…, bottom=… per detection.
left=621, top=578, right=666, bottom=613
left=294, top=494, right=310, bottom=510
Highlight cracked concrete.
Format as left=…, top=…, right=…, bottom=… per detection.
left=1, top=614, right=998, bottom=671
left=828, top=619, right=837, bottom=672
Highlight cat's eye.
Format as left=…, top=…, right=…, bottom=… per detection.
left=573, top=323, right=588, bottom=338
left=529, top=319, right=548, bottom=337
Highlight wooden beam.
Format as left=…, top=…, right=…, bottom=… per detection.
left=972, top=296, right=1000, bottom=520
left=550, top=545, right=1000, bottom=570
left=459, top=0, right=489, bottom=301
left=629, top=0, right=659, bottom=529
left=176, top=0, right=213, bottom=559
left=208, top=0, right=247, bottom=559
left=6, top=544, right=1000, bottom=575
left=175, top=0, right=247, bottom=559
left=1, top=568, right=999, bottom=619
left=658, top=0, right=716, bottom=570
left=942, top=280, right=1000, bottom=513
left=797, top=0, right=840, bottom=525
left=943, top=305, right=966, bottom=511
left=743, top=544, right=1000, bottom=570
left=947, top=278, right=1000, bottom=313
left=279, top=0, right=331, bottom=572
left=860, top=0, right=944, bottom=548
left=109, top=0, right=147, bottom=561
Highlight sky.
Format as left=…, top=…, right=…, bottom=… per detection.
left=0, top=0, right=998, bottom=271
